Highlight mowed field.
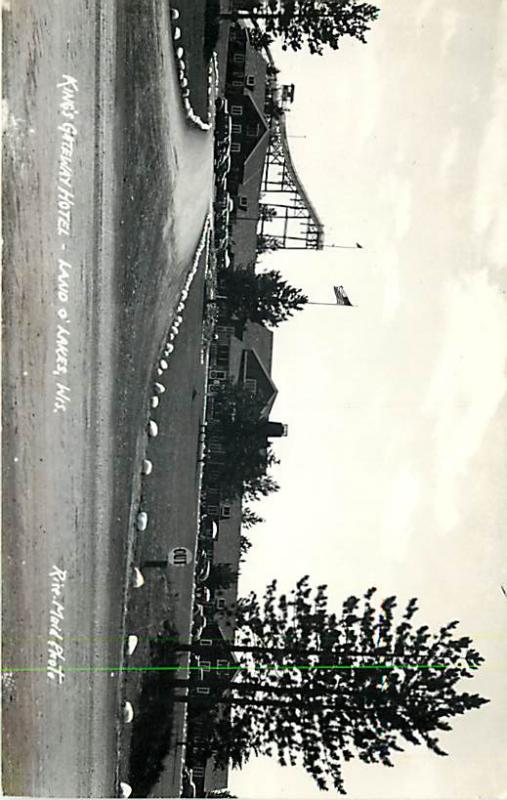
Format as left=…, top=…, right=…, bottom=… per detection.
left=2, top=0, right=213, bottom=795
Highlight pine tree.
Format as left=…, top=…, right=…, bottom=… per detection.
left=177, top=580, right=489, bottom=794
left=205, top=381, right=281, bottom=500
left=218, top=268, right=308, bottom=330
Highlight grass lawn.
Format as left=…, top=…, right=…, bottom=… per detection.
left=171, top=0, right=220, bottom=120
left=117, top=259, right=209, bottom=798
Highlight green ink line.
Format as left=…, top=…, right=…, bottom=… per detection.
left=2, top=664, right=447, bottom=673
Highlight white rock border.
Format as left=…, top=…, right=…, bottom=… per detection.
left=122, top=700, right=134, bottom=723
left=170, top=19, right=220, bottom=131
left=139, top=216, right=211, bottom=514
left=121, top=218, right=214, bottom=789
left=119, top=780, right=133, bottom=798
left=127, top=635, right=139, bottom=656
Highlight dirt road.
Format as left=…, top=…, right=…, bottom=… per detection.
left=2, top=0, right=213, bottom=795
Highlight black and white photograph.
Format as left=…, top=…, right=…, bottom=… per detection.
left=2, top=0, right=507, bottom=798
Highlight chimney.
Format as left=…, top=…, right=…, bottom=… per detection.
left=261, top=421, right=288, bottom=439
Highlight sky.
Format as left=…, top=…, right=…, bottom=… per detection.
left=230, top=1, right=507, bottom=797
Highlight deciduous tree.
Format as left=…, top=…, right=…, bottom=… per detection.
left=225, top=0, right=380, bottom=55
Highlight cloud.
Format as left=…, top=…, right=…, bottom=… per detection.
left=381, top=251, right=402, bottom=323
left=415, top=0, right=438, bottom=27
left=423, top=270, right=507, bottom=531
left=472, top=19, right=507, bottom=265
left=438, top=127, right=461, bottom=183
left=381, top=466, right=422, bottom=553
left=472, top=85, right=507, bottom=267
left=440, top=7, right=460, bottom=54
left=380, top=174, right=413, bottom=240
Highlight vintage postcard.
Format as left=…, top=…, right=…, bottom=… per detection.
left=2, top=0, right=506, bottom=798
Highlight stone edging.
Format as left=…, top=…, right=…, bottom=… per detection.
left=170, top=9, right=220, bottom=131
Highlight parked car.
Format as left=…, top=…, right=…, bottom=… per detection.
left=200, top=517, right=218, bottom=541
left=196, top=550, right=211, bottom=584
left=215, top=210, right=230, bottom=236
left=215, top=96, right=228, bottom=115
left=214, top=100, right=231, bottom=141
left=215, top=173, right=227, bottom=195
left=214, top=232, right=229, bottom=253
left=216, top=248, right=232, bottom=271
left=214, top=136, right=231, bottom=161
left=215, top=154, right=231, bottom=179
left=192, top=606, right=207, bottom=639
left=181, top=767, right=197, bottom=799
left=196, top=585, right=212, bottom=605
left=214, top=192, right=233, bottom=212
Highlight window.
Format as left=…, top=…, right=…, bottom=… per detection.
left=238, top=196, right=248, bottom=211
left=210, top=369, right=227, bottom=380
left=246, top=124, right=259, bottom=138
left=193, top=766, right=205, bottom=779
left=232, top=122, right=242, bottom=135
left=231, top=105, right=243, bottom=116
left=196, top=686, right=210, bottom=695
left=246, top=75, right=255, bottom=89
left=216, top=325, right=234, bottom=338
left=231, top=79, right=243, bottom=88
left=199, top=659, right=211, bottom=671
left=233, top=52, right=245, bottom=64
left=217, top=659, right=229, bottom=670
left=200, top=638, right=212, bottom=647
left=244, top=378, right=257, bottom=394
left=231, top=142, right=241, bottom=154
left=220, top=504, right=231, bottom=519
left=216, top=597, right=227, bottom=610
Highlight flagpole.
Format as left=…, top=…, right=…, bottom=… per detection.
left=322, top=244, right=363, bottom=250
left=307, top=302, right=356, bottom=307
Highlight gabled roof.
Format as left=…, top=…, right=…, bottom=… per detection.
left=198, top=620, right=241, bottom=674
left=243, top=322, right=273, bottom=374
left=234, top=91, right=269, bottom=168
left=242, top=347, right=278, bottom=418
left=243, top=92, right=270, bottom=173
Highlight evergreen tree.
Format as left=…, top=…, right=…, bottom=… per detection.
left=239, top=534, right=253, bottom=562
left=241, top=504, right=265, bottom=528
left=256, top=234, right=282, bottom=254
left=208, top=563, right=239, bottom=593
left=259, top=204, right=277, bottom=222
left=176, top=580, right=489, bottom=794
left=206, top=381, right=281, bottom=500
left=218, top=268, right=307, bottom=331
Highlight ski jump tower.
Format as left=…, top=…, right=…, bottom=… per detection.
left=259, top=48, right=325, bottom=251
